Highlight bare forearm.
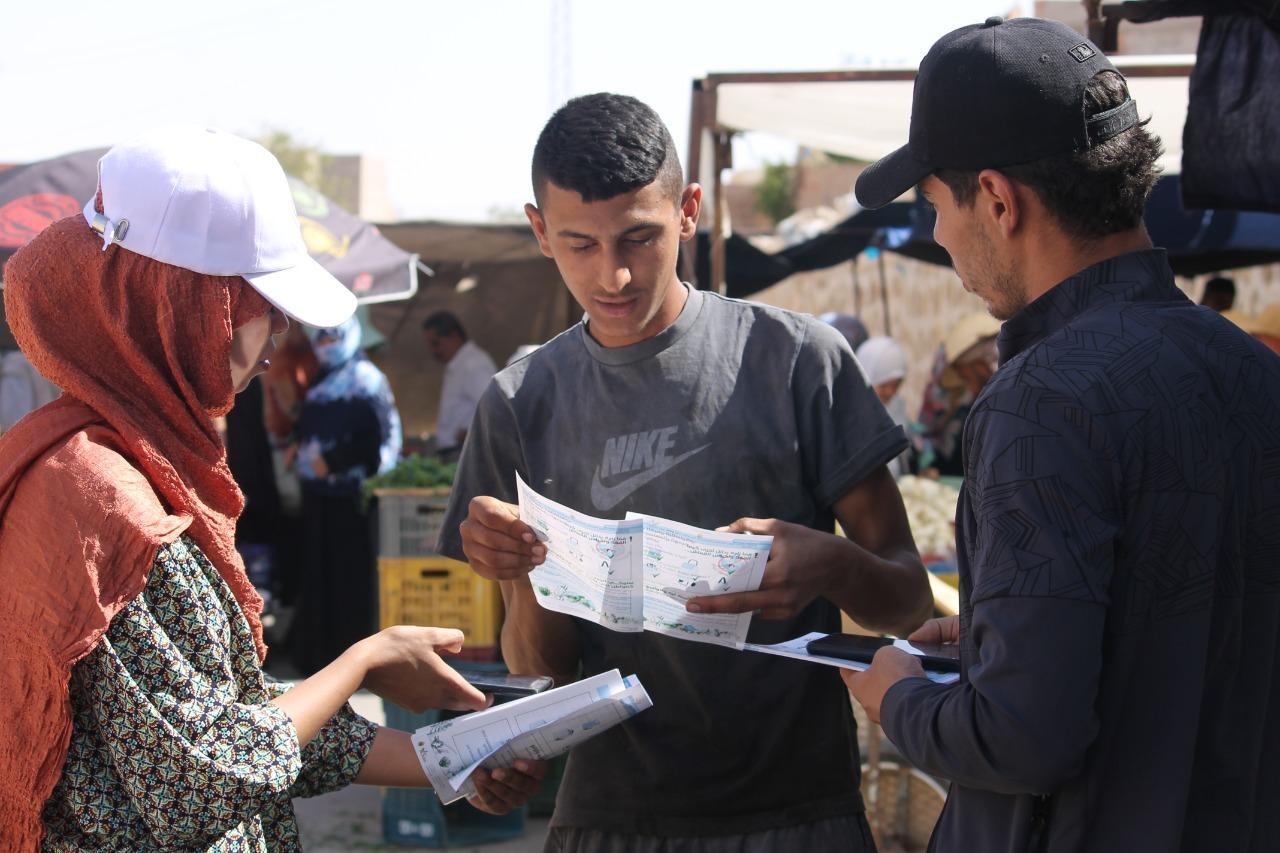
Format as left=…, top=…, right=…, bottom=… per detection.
left=829, top=540, right=933, bottom=636
left=354, top=727, right=430, bottom=787
left=499, top=579, right=580, bottom=686
left=271, top=641, right=370, bottom=747
left=830, top=467, right=934, bottom=636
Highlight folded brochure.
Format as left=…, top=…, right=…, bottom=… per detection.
left=411, top=668, right=652, bottom=803
left=516, top=474, right=771, bottom=649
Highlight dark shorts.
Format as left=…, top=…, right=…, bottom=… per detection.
left=544, top=813, right=876, bottom=853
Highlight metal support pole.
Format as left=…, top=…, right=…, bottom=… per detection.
left=877, top=237, right=891, bottom=337
left=710, top=131, right=733, bottom=296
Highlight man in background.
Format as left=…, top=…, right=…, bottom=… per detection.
left=1200, top=275, right=1236, bottom=312
left=422, top=310, right=495, bottom=460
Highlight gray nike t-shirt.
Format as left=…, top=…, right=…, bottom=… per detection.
left=438, top=285, right=905, bottom=836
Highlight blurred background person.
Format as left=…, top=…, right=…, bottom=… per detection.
left=258, top=323, right=320, bottom=622
left=819, top=311, right=870, bottom=353
left=223, top=374, right=284, bottom=635
left=855, top=335, right=916, bottom=478
left=421, top=310, right=495, bottom=461
left=289, top=315, right=402, bottom=675
left=263, top=324, right=320, bottom=484
left=1199, top=275, right=1236, bottom=312
left=0, top=349, right=59, bottom=434
left=918, top=312, right=1001, bottom=478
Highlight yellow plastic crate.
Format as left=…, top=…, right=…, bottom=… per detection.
left=378, top=556, right=502, bottom=648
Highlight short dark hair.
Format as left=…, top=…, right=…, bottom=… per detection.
left=1204, top=277, right=1236, bottom=297
left=937, top=71, right=1163, bottom=241
left=422, top=310, right=467, bottom=340
left=531, top=93, right=685, bottom=206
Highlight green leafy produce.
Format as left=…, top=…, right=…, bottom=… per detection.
left=362, top=454, right=456, bottom=503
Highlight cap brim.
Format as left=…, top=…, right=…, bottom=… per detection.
left=855, top=144, right=934, bottom=210
left=244, top=254, right=357, bottom=328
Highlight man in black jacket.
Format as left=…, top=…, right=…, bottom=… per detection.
left=848, top=17, right=1280, bottom=853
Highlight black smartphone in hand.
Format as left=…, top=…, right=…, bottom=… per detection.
left=460, top=670, right=554, bottom=699
left=806, top=633, right=961, bottom=673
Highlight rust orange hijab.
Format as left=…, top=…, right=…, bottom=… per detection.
left=0, top=213, right=272, bottom=847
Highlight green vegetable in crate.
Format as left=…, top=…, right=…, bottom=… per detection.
left=362, top=454, right=456, bottom=504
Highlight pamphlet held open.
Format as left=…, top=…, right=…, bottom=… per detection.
left=516, top=474, right=772, bottom=649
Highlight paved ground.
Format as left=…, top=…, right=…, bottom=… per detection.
left=292, top=690, right=549, bottom=852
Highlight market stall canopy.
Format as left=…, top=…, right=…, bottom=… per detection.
left=883, top=174, right=1280, bottom=277
left=689, top=57, right=1195, bottom=292
left=375, top=220, right=544, bottom=266
left=705, top=55, right=1193, bottom=183
left=693, top=202, right=913, bottom=299
left=0, top=146, right=422, bottom=305
left=706, top=172, right=1280, bottom=298
left=364, top=220, right=575, bottom=438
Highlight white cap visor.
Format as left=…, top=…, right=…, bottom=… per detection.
left=245, top=254, right=357, bottom=328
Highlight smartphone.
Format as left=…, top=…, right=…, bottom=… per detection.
left=460, top=669, right=554, bottom=699
left=806, top=633, right=961, bottom=673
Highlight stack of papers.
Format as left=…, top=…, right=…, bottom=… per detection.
left=412, top=668, right=652, bottom=803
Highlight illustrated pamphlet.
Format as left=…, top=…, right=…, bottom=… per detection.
left=411, top=668, right=652, bottom=803
left=516, top=474, right=772, bottom=649
left=744, top=632, right=961, bottom=684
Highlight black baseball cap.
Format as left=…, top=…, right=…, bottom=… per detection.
left=855, top=16, right=1139, bottom=209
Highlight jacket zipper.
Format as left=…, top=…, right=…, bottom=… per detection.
left=1027, top=794, right=1053, bottom=852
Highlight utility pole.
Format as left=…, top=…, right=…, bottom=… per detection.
left=549, top=0, right=572, bottom=113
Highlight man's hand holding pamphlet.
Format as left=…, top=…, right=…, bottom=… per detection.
left=515, top=474, right=772, bottom=648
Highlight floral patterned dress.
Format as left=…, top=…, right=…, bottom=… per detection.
left=41, top=536, right=379, bottom=851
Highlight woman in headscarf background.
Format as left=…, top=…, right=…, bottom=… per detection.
left=916, top=313, right=1001, bottom=479
left=0, top=128, right=535, bottom=850
left=820, top=311, right=870, bottom=353
left=288, top=315, right=403, bottom=675
left=855, top=336, right=916, bottom=478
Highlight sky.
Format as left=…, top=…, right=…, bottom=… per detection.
left=1, top=0, right=1030, bottom=222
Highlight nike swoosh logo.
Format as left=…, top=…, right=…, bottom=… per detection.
left=590, top=444, right=711, bottom=511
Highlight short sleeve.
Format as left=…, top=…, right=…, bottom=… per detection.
left=436, top=381, right=527, bottom=559
left=792, top=319, right=907, bottom=507
left=266, top=680, right=380, bottom=799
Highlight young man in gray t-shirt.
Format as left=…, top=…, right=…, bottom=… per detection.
left=439, top=93, right=932, bottom=851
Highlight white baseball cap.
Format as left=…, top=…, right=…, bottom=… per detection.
left=82, top=126, right=356, bottom=328
left=855, top=336, right=908, bottom=386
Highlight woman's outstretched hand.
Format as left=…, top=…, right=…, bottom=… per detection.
left=357, top=626, right=490, bottom=714
left=273, top=625, right=488, bottom=747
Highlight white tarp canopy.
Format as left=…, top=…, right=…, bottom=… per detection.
left=709, top=55, right=1193, bottom=178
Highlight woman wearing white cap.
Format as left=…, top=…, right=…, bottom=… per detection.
left=0, top=128, right=540, bottom=850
